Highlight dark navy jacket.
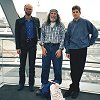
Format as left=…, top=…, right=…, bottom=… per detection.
left=15, top=16, right=40, bottom=49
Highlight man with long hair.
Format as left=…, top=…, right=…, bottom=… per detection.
left=36, top=9, right=65, bottom=96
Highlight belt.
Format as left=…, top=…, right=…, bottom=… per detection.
left=44, top=43, right=60, bottom=45
left=26, top=38, right=34, bottom=42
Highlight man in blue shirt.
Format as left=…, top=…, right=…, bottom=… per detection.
left=64, top=5, right=98, bottom=99
left=15, top=4, right=40, bottom=92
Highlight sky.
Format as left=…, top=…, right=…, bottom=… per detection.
left=1, top=0, right=100, bottom=23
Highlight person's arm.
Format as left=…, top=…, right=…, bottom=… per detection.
left=34, top=17, right=41, bottom=40
left=87, top=20, right=98, bottom=45
left=64, top=31, right=70, bottom=59
left=39, top=23, right=45, bottom=46
left=64, top=23, right=71, bottom=54
left=39, top=23, right=47, bottom=56
left=37, top=18, right=41, bottom=40
left=55, top=23, right=66, bottom=58
left=59, top=23, right=66, bottom=51
left=15, top=19, right=21, bottom=49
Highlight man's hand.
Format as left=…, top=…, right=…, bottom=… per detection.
left=55, top=49, right=62, bottom=58
left=16, top=49, right=21, bottom=55
left=42, top=46, right=47, bottom=57
left=66, top=53, right=70, bottom=59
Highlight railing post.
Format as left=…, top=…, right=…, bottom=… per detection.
left=1, top=39, right=4, bottom=84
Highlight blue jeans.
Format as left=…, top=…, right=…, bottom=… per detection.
left=41, top=43, right=63, bottom=84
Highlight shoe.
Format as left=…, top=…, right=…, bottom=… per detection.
left=71, top=91, right=79, bottom=99
left=63, top=90, right=72, bottom=98
left=29, top=86, right=34, bottom=92
left=17, top=84, right=24, bottom=91
left=36, top=89, right=41, bottom=96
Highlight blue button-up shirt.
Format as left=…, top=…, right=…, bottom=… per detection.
left=64, top=18, right=98, bottom=53
left=25, top=19, right=35, bottom=39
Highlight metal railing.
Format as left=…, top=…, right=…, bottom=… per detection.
left=0, top=37, right=100, bottom=86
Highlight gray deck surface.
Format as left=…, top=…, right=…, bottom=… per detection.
left=0, top=85, right=100, bottom=100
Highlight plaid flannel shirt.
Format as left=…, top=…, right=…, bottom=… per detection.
left=40, top=22, right=66, bottom=50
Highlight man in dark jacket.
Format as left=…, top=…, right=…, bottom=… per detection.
left=15, top=4, right=40, bottom=92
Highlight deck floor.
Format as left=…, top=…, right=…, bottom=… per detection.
left=0, top=85, right=100, bottom=100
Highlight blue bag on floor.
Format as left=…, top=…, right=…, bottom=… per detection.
left=40, top=82, right=51, bottom=97
left=40, top=80, right=60, bottom=97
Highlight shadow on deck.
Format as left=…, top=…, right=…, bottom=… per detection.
left=0, top=85, right=100, bottom=100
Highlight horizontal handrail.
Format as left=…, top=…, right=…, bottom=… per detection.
left=0, top=58, right=100, bottom=74
left=1, top=57, right=100, bottom=64
left=0, top=37, right=100, bottom=74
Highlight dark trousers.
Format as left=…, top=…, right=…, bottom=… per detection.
left=41, top=43, right=63, bottom=84
left=19, top=45, right=36, bottom=86
left=69, top=47, right=87, bottom=91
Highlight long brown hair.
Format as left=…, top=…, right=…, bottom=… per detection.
left=45, top=12, right=61, bottom=26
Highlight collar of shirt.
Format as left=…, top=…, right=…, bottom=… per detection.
left=50, top=22, right=56, bottom=28
left=73, top=17, right=81, bottom=22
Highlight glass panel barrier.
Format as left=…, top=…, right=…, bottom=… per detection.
left=0, top=38, right=100, bottom=85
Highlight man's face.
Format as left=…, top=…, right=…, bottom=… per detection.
left=50, top=11, right=57, bottom=22
left=24, top=5, right=33, bottom=16
left=72, top=9, right=81, bottom=20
